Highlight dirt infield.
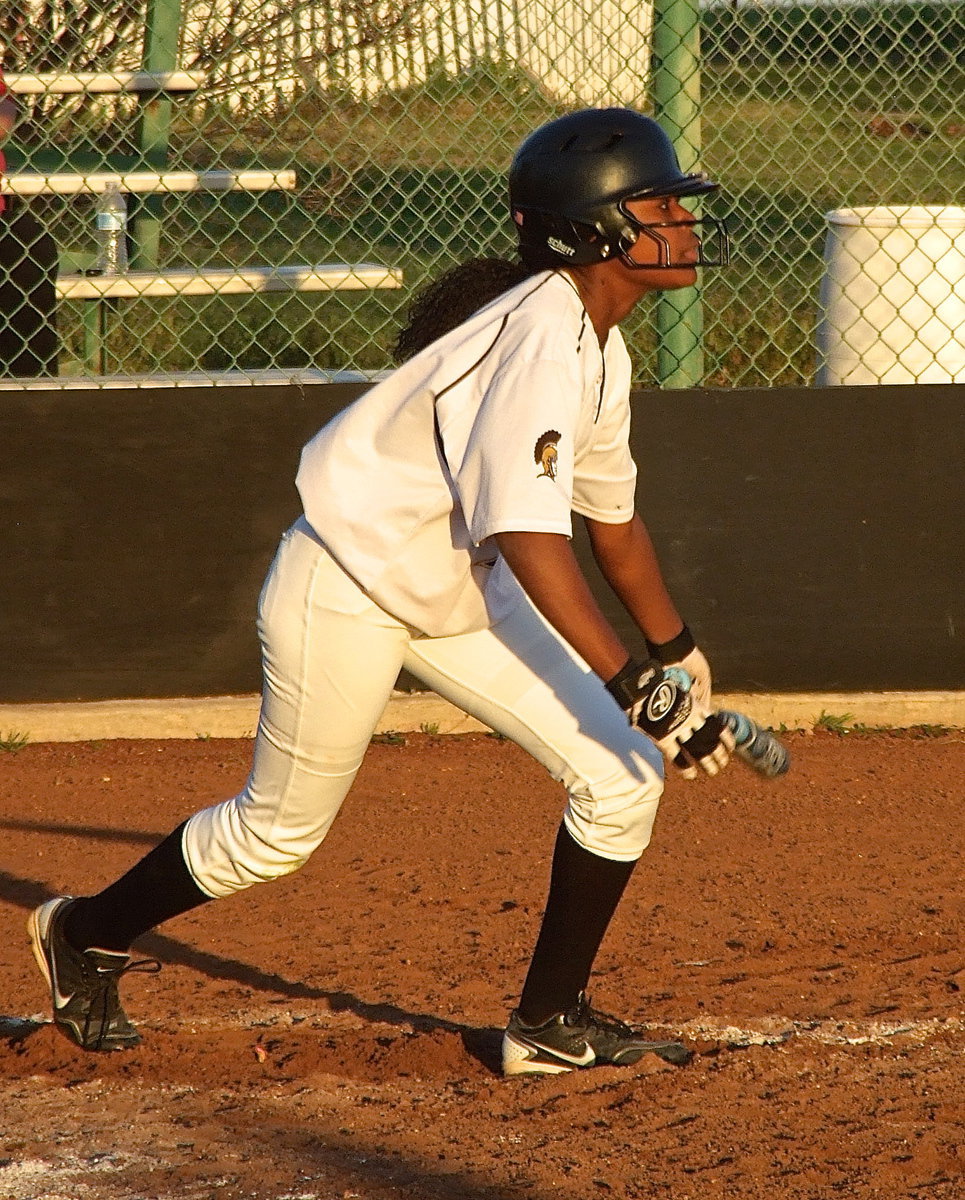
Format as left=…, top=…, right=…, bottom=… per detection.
left=1, top=728, right=962, bottom=1199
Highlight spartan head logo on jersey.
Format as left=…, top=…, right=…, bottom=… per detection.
left=535, top=430, right=561, bottom=479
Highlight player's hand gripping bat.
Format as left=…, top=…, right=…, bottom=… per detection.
left=606, top=660, right=791, bottom=779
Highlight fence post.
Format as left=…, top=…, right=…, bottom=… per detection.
left=652, top=0, right=704, bottom=388
left=130, top=0, right=183, bottom=269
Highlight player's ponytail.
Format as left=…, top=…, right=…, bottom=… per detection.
left=392, top=256, right=536, bottom=362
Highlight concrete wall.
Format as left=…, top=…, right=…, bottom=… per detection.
left=2, top=380, right=962, bottom=703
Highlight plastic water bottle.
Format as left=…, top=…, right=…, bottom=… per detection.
left=93, top=184, right=128, bottom=274
left=718, top=710, right=790, bottom=778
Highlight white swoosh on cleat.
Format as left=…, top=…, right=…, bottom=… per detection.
left=539, top=1042, right=596, bottom=1066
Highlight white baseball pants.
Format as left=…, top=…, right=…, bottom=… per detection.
left=182, top=519, right=665, bottom=898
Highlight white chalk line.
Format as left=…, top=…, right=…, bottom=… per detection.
left=1, top=1012, right=961, bottom=1200
left=656, top=1013, right=963, bottom=1048
left=13, top=1006, right=964, bottom=1049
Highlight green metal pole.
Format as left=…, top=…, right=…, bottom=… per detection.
left=131, top=0, right=183, bottom=269
left=652, top=0, right=705, bottom=388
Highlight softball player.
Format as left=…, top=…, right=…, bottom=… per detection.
left=30, top=108, right=735, bottom=1076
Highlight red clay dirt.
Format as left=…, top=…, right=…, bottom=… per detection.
left=0, top=728, right=961, bottom=1199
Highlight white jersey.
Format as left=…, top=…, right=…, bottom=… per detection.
left=296, top=270, right=637, bottom=637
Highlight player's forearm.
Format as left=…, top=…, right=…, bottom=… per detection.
left=584, top=514, right=684, bottom=645
left=492, top=530, right=629, bottom=680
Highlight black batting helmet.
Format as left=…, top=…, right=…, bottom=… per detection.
left=509, top=108, right=728, bottom=269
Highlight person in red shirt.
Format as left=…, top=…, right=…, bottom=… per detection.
left=0, top=75, right=11, bottom=212
left=0, top=64, right=59, bottom=377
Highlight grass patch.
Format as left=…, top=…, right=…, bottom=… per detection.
left=846, top=722, right=962, bottom=739
left=813, top=711, right=856, bottom=736
left=0, top=731, right=30, bottom=753
left=813, top=717, right=960, bottom=738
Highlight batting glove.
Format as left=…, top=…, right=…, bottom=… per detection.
left=646, top=624, right=712, bottom=712
left=605, top=657, right=734, bottom=779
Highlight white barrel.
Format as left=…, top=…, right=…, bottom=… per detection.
left=815, top=205, right=965, bottom=385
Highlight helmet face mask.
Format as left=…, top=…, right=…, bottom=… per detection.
left=617, top=198, right=730, bottom=269
left=509, top=108, right=730, bottom=270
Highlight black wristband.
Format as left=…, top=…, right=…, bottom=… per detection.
left=604, top=656, right=661, bottom=711
left=645, top=624, right=696, bottom=665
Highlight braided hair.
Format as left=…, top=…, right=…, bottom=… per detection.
left=392, top=256, right=536, bottom=363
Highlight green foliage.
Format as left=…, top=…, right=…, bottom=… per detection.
left=813, top=711, right=855, bottom=736
left=702, top=2, right=964, bottom=68
left=177, top=61, right=559, bottom=175
left=414, top=58, right=553, bottom=109
left=0, top=731, right=30, bottom=753
left=18, top=7, right=965, bottom=385
left=372, top=730, right=407, bottom=745
left=906, top=723, right=958, bottom=739
left=826, top=720, right=960, bottom=738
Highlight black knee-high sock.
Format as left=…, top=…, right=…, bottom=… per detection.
left=62, top=821, right=212, bottom=954
left=517, top=822, right=637, bottom=1026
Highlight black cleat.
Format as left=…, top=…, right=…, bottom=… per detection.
left=502, top=992, right=692, bottom=1076
left=28, top=897, right=159, bottom=1052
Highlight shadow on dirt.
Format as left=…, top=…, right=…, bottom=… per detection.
left=3, top=867, right=505, bottom=1074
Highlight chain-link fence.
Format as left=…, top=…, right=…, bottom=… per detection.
left=1, top=0, right=962, bottom=385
